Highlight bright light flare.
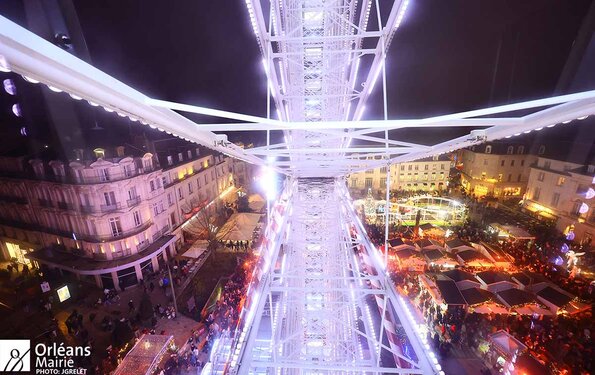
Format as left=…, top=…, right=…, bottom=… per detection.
left=259, top=158, right=278, bottom=201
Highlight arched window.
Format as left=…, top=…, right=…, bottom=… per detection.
left=517, top=146, right=524, bottom=154
left=485, top=145, right=492, bottom=154
left=506, top=146, right=514, bottom=155
left=11, top=103, right=22, bottom=117
left=538, top=145, right=545, bottom=155
left=3, top=79, right=16, bottom=95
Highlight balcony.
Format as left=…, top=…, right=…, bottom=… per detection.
left=112, top=249, right=133, bottom=259
left=1, top=164, right=159, bottom=185
left=151, top=225, right=169, bottom=240
left=57, top=201, right=75, bottom=210
left=80, top=205, right=97, bottom=214
left=38, top=199, right=54, bottom=208
left=100, top=202, right=123, bottom=213
left=88, top=220, right=152, bottom=242
left=127, top=196, right=142, bottom=208
left=0, top=195, right=28, bottom=205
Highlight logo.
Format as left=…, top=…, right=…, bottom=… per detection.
left=0, top=339, right=30, bottom=372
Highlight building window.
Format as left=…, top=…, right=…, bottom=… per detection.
left=150, top=180, right=156, bottom=191
left=517, top=146, right=524, bottom=154
left=483, top=159, right=488, bottom=166
left=187, top=150, right=192, bottom=159
left=485, top=145, right=492, bottom=154
left=178, top=153, right=183, bottom=162
left=537, top=172, right=545, bottom=182
left=3, top=79, right=16, bottom=95
left=98, top=168, right=110, bottom=182
left=195, top=148, right=200, bottom=157
left=521, top=160, right=525, bottom=167
left=380, top=167, right=387, bottom=173
left=178, top=187, right=183, bottom=200
left=498, top=174, right=503, bottom=182
left=510, top=160, right=515, bottom=167
left=441, top=164, right=445, bottom=170
left=167, top=156, right=173, bottom=166
left=167, top=193, right=173, bottom=206
left=538, top=145, right=545, bottom=155
left=500, top=160, right=505, bottom=167
left=557, top=177, right=565, bottom=186
left=408, top=165, right=412, bottom=171
left=365, top=178, right=373, bottom=188
left=109, top=217, right=122, bottom=237
left=517, top=174, right=521, bottom=182
left=350, top=178, right=358, bottom=188
left=572, top=201, right=582, bottom=216
left=544, top=161, right=551, bottom=169
left=414, top=165, right=419, bottom=171
left=366, top=169, right=373, bottom=174
left=507, top=174, right=512, bottom=182
left=133, top=211, right=142, bottom=227
left=551, top=193, right=560, bottom=207
left=424, top=164, right=429, bottom=170
left=104, top=191, right=116, bottom=206
left=400, top=165, right=405, bottom=171
left=533, top=187, right=541, bottom=201
left=124, top=164, right=133, bottom=177
left=188, top=182, right=193, bottom=194
left=506, top=146, right=514, bottom=155
left=380, top=179, right=386, bottom=188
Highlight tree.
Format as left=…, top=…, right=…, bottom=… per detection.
left=237, top=195, right=251, bottom=213
left=183, top=205, right=233, bottom=259
left=111, top=319, right=133, bottom=347
left=138, top=293, right=154, bottom=326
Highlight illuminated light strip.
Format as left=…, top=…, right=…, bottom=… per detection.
left=393, top=0, right=410, bottom=29
left=367, top=59, right=385, bottom=93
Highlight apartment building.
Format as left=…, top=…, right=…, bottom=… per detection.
left=523, top=157, right=594, bottom=244
left=459, top=142, right=536, bottom=199
left=348, top=155, right=453, bottom=197
left=0, top=148, right=248, bottom=290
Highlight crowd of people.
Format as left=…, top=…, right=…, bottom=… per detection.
left=366, top=189, right=594, bottom=374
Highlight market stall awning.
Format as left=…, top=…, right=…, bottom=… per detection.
left=216, top=213, right=263, bottom=241
left=536, top=286, right=573, bottom=308
left=248, top=193, right=266, bottom=211
left=460, top=287, right=496, bottom=306
left=490, top=223, right=535, bottom=240
left=181, top=240, right=209, bottom=258
left=496, top=288, right=536, bottom=308
left=435, top=279, right=466, bottom=305
left=442, top=269, right=477, bottom=283
left=513, top=304, right=553, bottom=316
left=489, top=330, right=527, bottom=357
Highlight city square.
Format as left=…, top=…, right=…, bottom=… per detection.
left=0, top=1, right=593, bottom=374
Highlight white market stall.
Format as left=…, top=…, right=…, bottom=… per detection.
left=217, top=213, right=263, bottom=242
left=248, top=194, right=266, bottom=212
left=181, top=240, right=209, bottom=258
left=114, top=334, right=174, bottom=375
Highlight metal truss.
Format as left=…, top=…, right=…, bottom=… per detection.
left=1, top=5, right=593, bottom=375
left=1, top=11, right=593, bottom=177
left=221, top=179, right=437, bottom=374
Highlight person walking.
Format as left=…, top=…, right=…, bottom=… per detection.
left=128, top=299, right=134, bottom=313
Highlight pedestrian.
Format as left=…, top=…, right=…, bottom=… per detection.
left=128, top=299, right=134, bottom=313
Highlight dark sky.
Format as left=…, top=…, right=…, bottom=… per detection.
left=69, top=0, right=592, bottom=116
left=1, top=0, right=594, bottom=148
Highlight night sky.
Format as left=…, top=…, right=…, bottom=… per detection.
left=1, top=0, right=594, bottom=148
